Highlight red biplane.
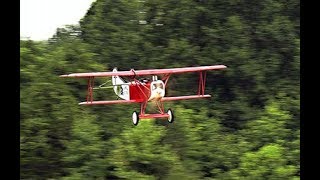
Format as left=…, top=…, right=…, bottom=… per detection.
left=60, top=65, right=227, bottom=125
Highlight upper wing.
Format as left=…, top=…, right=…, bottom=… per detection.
left=60, top=65, right=227, bottom=78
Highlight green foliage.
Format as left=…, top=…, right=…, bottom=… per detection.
left=241, top=101, right=292, bottom=149
left=107, top=121, right=194, bottom=179
left=62, top=113, right=107, bottom=179
left=227, top=144, right=298, bottom=179
left=20, top=0, right=299, bottom=179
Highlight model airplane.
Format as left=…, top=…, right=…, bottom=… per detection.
left=60, top=65, right=227, bottom=125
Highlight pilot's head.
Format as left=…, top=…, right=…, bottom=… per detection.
left=149, top=81, right=165, bottom=101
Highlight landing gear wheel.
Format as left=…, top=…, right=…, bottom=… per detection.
left=167, top=108, right=174, bottom=123
left=132, top=111, right=139, bottom=126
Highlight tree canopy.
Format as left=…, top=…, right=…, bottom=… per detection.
left=20, top=0, right=299, bottom=179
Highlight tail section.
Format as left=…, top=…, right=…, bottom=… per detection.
left=112, top=68, right=130, bottom=100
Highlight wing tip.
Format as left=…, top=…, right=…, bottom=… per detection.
left=217, top=65, right=227, bottom=69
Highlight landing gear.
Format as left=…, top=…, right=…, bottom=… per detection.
left=131, top=109, right=173, bottom=125
left=132, top=111, right=140, bottom=126
left=167, top=108, right=174, bottom=123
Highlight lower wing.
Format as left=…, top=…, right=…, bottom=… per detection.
left=79, top=95, right=211, bottom=105
left=161, top=95, right=211, bottom=101
left=79, top=100, right=139, bottom=105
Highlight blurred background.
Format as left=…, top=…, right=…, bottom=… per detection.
left=20, top=0, right=300, bottom=179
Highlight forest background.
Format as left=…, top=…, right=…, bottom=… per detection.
left=20, top=0, right=300, bottom=179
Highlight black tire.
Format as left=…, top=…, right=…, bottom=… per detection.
left=132, top=111, right=140, bottom=126
left=167, top=108, right=174, bottom=123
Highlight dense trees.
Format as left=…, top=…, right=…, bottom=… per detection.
left=20, top=0, right=299, bottom=179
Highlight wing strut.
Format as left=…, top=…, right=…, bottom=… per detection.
left=86, top=77, right=94, bottom=103
left=198, top=71, right=207, bottom=95
left=162, top=74, right=171, bottom=87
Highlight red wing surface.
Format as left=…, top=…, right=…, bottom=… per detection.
left=60, top=65, right=227, bottom=78
left=161, top=95, right=211, bottom=102
left=79, top=100, right=139, bottom=105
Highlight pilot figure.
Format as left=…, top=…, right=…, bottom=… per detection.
left=148, top=82, right=164, bottom=101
